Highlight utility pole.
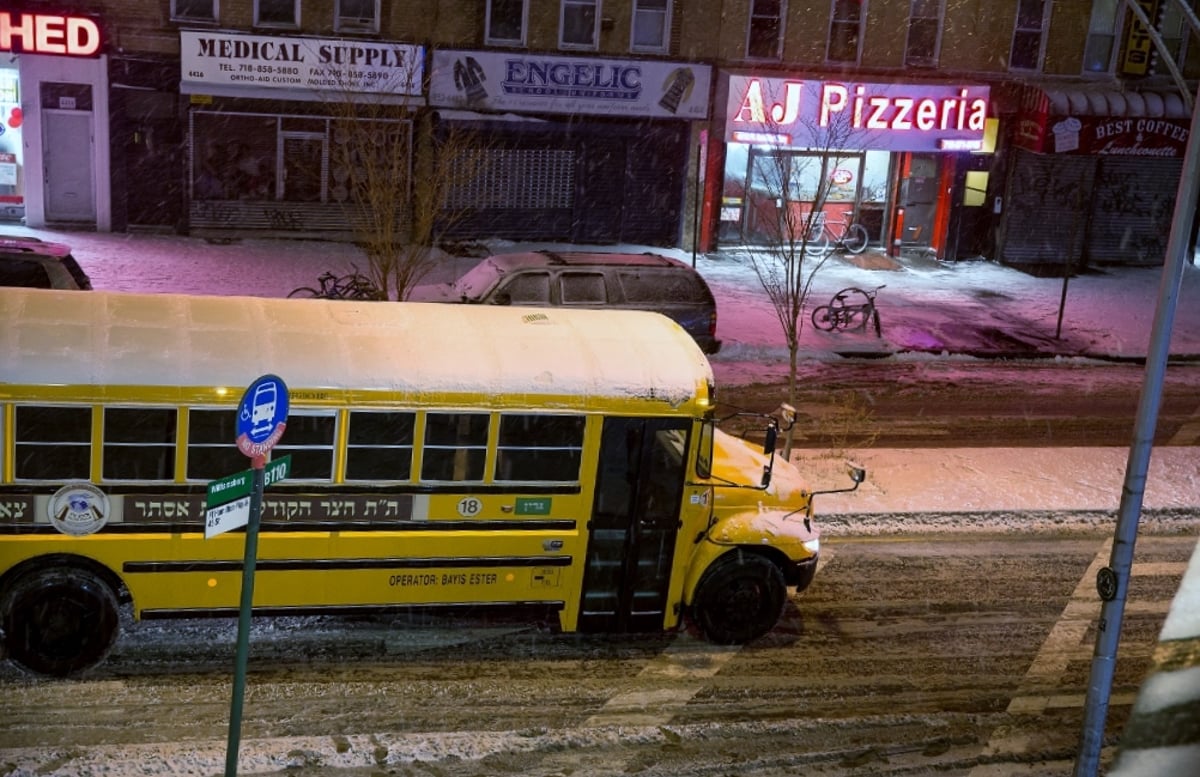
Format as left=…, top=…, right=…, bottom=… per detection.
left=1073, top=68, right=1200, bottom=777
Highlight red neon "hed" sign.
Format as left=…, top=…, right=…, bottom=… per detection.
left=0, top=12, right=102, bottom=57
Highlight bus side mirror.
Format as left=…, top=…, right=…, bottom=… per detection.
left=761, top=421, right=779, bottom=487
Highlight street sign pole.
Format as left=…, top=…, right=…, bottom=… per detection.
left=222, top=374, right=289, bottom=777
left=224, top=458, right=265, bottom=777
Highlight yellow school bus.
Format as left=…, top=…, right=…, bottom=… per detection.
left=0, top=287, right=860, bottom=676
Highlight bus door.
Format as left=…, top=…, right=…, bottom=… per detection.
left=578, top=417, right=689, bottom=633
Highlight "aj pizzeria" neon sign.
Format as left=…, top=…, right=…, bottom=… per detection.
left=726, top=75, right=989, bottom=152
left=0, top=12, right=103, bottom=58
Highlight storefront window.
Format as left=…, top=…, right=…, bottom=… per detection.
left=0, top=66, right=22, bottom=215
left=192, top=115, right=276, bottom=201
left=191, top=112, right=408, bottom=205
left=722, top=142, right=888, bottom=246
left=281, top=134, right=325, bottom=202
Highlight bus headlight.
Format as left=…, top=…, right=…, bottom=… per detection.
left=802, top=538, right=819, bottom=554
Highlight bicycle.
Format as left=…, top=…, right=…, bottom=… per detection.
left=811, top=285, right=885, bottom=337
left=800, top=212, right=870, bottom=257
left=288, top=267, right=384, bottom=300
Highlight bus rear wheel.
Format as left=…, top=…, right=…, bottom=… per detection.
left=691, top=550, right=786, bottom=645
left=2, top=567, right=120, bottom=677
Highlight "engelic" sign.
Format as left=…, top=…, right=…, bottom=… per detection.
left=726, top=75, right=989, bottom=152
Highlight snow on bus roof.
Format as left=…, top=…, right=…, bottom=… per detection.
left=0, top=288, right=713, bottom=406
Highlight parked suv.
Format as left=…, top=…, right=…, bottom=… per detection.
left=408, top=250, right=721, bottom=354
left=0, top=235, right=92, bottom=290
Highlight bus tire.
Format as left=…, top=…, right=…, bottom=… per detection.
left=2, top=567, right=120, bottom=677
left=691, top=550, right=786, bottom=645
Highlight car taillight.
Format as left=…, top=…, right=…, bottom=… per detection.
left=708, top=310, right=717, bottom=337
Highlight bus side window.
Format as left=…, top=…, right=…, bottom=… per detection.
left=103, top=407, right=177, bottom=481
left=13, top=405, right=92, bottom=480
left=494, top=413, right=585, bottom=482
left=346, top=410, right=416, bottom=481
left=271, top=412, right=337, bottom=480
left=422, top=412, right=488, bottom=481
left=186, top=408, right=244, bottom=481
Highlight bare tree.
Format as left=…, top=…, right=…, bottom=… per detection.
left=320, top=54, right=491, bottom=301
left=739, top=113, right=866, bottom=456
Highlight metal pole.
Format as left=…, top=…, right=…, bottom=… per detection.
left=224, top=459, right=266, bottom=777
left=692, top=135, right=702, bottom=268
left=1074, top=82, right=1200, bottom=775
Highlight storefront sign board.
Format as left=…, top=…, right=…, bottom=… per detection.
left=724, top=74, right=989, bottom=152
left=429, top=49, right=711, bottom=119
left=0, top=12, right=102, bottom=57
left=180, top=31, right=424, bottom=103
left=1018, top=113, right=1189, bottom=157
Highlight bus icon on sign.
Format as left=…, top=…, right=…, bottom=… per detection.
left=250, top=381, right=277, bottom=437
left=236, top=374, right=289, bottom=458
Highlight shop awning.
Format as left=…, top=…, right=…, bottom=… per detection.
left=1013, top=84, right=1192, bottom=156
left=1040, top=87, right=1188, bottom=118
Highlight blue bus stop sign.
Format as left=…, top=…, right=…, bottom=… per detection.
left=236, top=374, right=289, bottom=460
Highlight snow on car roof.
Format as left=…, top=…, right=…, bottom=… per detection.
left=485, top=250, right=687, bottom=270
left=0, top=288, right=714, bottom=408
left=0, top=235, right=73, bottom=258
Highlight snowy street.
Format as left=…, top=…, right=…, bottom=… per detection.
left=2, top=534, right=1193, bottom=777
left=2, top=227, right=1200, bottom=776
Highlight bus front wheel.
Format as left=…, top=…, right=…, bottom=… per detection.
left=691, top=550, right=787, bottom=645
left=2, top=567, right=120, bottom=677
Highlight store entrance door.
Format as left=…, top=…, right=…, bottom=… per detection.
left=900, top=154, right=938, bottom=248
left=43, top=109, right=95, bottom=223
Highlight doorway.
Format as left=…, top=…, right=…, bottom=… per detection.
left=578, top=417, right=689, bottom=633
left=43, top=109, right=95, bottom=223
left=900, top=153, right=939, bottom=248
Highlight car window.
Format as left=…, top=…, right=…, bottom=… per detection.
left=499, top=271, right=551, bottom=304
left=560, top=272, right=607, bottom=304
left=0, top=257, right=54, bottom=288
left=618, top=270, right=701, bottom=303
left=60, top=254, right=93, bottom=290
left=454, top=258, right=505, bottom=300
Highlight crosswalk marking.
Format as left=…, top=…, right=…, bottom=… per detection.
left=586, top=547, right=839, bottom=727
left=1168, top=418, right=1200, bottom=446
left=970, top=538, right=1181, bottom=775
